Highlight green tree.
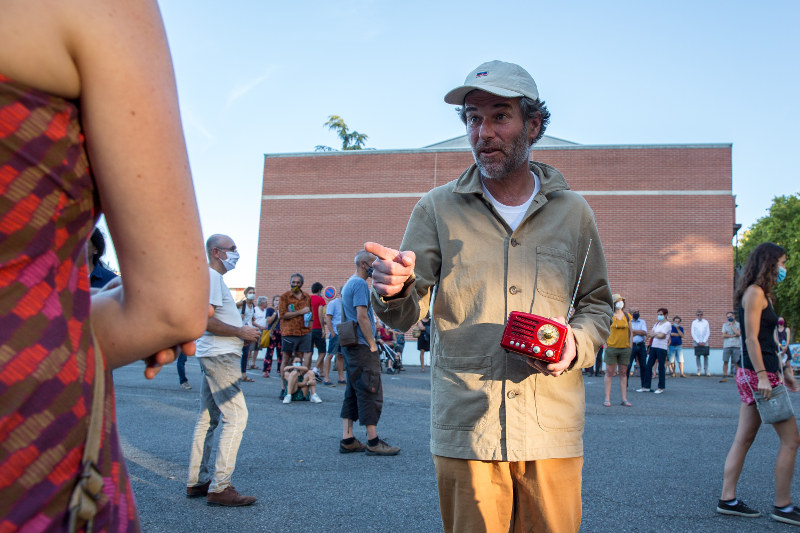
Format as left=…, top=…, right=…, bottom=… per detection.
left=314, top=115, right=369, bottom=151
left=738, top=193, right=800, bottom=334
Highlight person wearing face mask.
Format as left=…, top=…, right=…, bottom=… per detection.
left=775, top=316, right=792, bottom=366
left=236, top=286, right=257, bottom=381
left=339, top=249, right=400, bottom=456
left=628, top=308, right=648, bottom=385
left=186, top=234, right=261, bottom=507
left=279, top=273, right=313, bottom=377
left=718, top=242, right=800, bottom=525
left=721, top=311, right=742, bottom=382
left=603, top=294, right=632, bottom=407
left=638, top=308, right=671, bottom=394
left=668, top=316, right=686, bottom=377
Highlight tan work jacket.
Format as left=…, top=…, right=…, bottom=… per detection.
left=373, top=162, right=612, bottom=461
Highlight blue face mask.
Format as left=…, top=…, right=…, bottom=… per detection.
left=657, top=314, right=665, bottom=322
left=777, top=266, right=787, bottom=283
left=727, top=317, right=734, bottom=322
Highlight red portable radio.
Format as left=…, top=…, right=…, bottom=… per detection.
left=501, top=239, right=592, bottom=364
left=501, top=312, right=567, bottom=364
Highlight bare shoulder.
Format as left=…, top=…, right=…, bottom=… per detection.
left=741, top=284, right=767, bottom=309
left=0, top=0, right=165, bottom=98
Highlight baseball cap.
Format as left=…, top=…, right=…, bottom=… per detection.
left=444, top=60, right=540, bottom=105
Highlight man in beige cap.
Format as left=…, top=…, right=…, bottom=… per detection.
left=368, top=61, right=612, bottom=532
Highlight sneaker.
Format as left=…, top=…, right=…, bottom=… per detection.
left=206, top=486, right=257, bottom=507
left=339, top=438, right=367, bottom=453
left=310, top=393, right=322, bottom=404
left=697, top=371, right=701, bottom=376
left=282, top=394, right=291, bottom=404
left=366, top=438, right=400, bottom=456
left=706, top=372, right=711, bottom=377
left=771, top=506, right=800, bottom=526
left=186, top=480, right=210, bottom=498
left=635, top=388, right=651, bottom=393
left=654, top=389, right=664, bottom=394
left=313, top=368, right=322, bottom=382
left=180, top=381, right=192, bottom=390
left=716, top=499, right=761, bottom=517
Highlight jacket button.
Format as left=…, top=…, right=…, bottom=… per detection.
left=507, top=391, right=517, bottom=399
left=510, top=238, right=519, bottom=247
left=509, top=286, right=518, bottom=295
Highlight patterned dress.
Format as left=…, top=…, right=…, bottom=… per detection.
left=0, top=74, right=139, bottom=531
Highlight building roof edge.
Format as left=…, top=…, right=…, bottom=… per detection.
left=264, top=143, right=733, bottom=158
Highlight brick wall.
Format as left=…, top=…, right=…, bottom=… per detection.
left=257, top=144, right=734, bottom=347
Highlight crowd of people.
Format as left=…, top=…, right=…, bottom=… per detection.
left=3, top=20, right=796, bottom=530
left=592, top=299, right=793, bottom=405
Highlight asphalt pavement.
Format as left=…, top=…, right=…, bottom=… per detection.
left=114, top=361, right=800, bottom=532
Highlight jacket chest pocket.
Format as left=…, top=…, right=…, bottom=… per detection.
left=534, top=246, right=575, bottom=302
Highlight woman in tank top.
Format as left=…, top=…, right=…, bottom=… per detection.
left=718, top=242, right=799, bottom=525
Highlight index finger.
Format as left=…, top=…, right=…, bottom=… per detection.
left=365, top=242, right=399, bottom=261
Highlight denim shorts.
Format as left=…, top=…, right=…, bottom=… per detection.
left=327, top=334, right=340, bottom=355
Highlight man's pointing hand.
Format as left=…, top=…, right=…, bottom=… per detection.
left=365, top=242, right=415, bottom=298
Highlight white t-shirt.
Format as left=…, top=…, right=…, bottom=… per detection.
left=481, top=174, right=541, bottom=232
left=197, top=267, right=244, bottom=357
left=651, top=320, right=672, bottom=350
left=242, top=301, right=256, bottom=325
left=253, top=305, right=268, bottom=328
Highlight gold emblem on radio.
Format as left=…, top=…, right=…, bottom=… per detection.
left=537, top=324, right=559, bottom=346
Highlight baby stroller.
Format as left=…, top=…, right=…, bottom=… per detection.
left=379, top=342, right=403, bottom=374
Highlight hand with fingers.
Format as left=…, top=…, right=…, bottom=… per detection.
left=365, top=242, right=416, bottom=298
left=143, top=304, right=214, bottom=379
left=524, top=316, right=577, bottom=377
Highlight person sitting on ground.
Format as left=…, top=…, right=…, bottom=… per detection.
left=282, top=355, right=322, bottom=404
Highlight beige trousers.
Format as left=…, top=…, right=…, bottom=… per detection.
left=433, top=455, right=582, bottom=533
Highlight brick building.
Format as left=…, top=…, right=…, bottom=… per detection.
left=257, top=135, right=736, bottom=347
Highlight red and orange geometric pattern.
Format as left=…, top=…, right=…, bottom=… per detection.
left=0, top=73, right=139, bottom=532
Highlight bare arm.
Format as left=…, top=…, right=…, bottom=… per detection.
left=63, top=0, right=209, bottom=368
left=207, top=315, right=260, bottom=342
left=356, top=306, right=378, bottom=351
left=742, top=286, right=773, bottom=397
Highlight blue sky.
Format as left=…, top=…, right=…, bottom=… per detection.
left=101, top=0, right=800, bottom=287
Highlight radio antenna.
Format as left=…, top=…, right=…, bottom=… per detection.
left=567, top=238, right=592, bottom=322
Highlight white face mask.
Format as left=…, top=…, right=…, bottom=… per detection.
left=220, top=251, right=239, bottom=272
left=615, top=301, right=624, bottom=310
left=246, top=293, right=255, bottom=300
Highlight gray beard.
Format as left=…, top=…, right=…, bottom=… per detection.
left=472, top=123, right=531, bottom=180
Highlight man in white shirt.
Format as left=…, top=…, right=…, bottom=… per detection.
left=691, top=309, right=711, bottom=376
left=186, top=234, right=260, bottom=507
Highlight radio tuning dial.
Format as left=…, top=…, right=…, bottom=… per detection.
left=537, top=324, right=559, bottom=346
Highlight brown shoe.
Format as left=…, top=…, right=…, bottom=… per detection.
left=366, top=438, right=400, bottom=456
left=186, top=480, right=210, bottom=498
left=206, top=486, right=257, bottom=507
left=339, top=438, right=367, bottom=453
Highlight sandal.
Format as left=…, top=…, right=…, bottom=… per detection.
left=603, top=400, right=612, bottom=407
left=621, top=400, right=632, bottom=407
left=242, top=376, right=255, bottom=382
